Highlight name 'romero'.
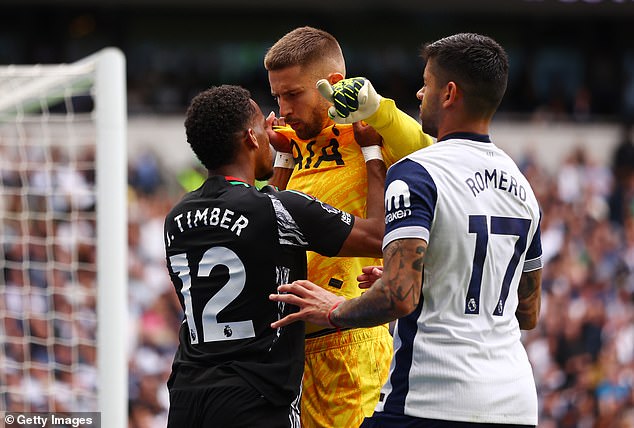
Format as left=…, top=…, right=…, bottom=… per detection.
left=464, top=168, right=527, bottom=201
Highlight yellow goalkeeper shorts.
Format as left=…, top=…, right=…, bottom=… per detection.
left=301, top=325, right=393, bottom=428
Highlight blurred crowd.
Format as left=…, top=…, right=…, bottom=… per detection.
left=4, top=5, right=634, bottom=124
left=2, top=120, right=634, bottom=427
left=0, top=139, right=99, bottom=412
left=124, top=124, right=634, bottom=427
left=519, top=125, right=634, bottom=427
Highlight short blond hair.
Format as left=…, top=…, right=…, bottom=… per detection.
left=264, top=26, right=345, bottom=75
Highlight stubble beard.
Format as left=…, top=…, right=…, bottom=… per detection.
left=292, top=117, right=324, bottom=140
left=420, top=109, right=438, bottom=139
left=291, top=102, right=330, bottom=140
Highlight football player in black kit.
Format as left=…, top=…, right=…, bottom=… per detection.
left=164, top=85, right=386, bottom=428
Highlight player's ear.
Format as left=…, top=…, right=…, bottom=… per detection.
left=443, top=81, right=458, bottom=108
left=245, top=128, right=260, bottom=150
left=328, top=72, right=344, bottom=84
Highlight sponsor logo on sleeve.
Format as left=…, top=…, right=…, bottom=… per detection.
left=319, top=201, right=340, bottom=214
left=385, top=179, right=412, bottom=223
left=340, top=211, right=352, bottom=225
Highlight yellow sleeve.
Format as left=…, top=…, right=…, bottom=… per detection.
left=365, top=98, right=434, bottom=166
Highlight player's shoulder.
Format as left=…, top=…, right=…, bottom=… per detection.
left=263, top=186, right=350, bottom=220
left=321, top=123, right=354, bottom=142
left=389, top=144, right=436, bottom=173
left=400, top=139, right=486, bottom=169
left=272, top=125, right=296, bottom=140
left=165, top=186, right=200, bottom=220
left=176, top=177, right=269, bottom=212
left=262, top=185, right=316, bottom=205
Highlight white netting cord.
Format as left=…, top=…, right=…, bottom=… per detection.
left=0, top=62, right=94, bottom=116
left=0, top=64, right=99, bottom=412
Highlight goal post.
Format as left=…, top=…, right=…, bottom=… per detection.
left=95, top=48, right=128, bottom=428
left=0, top=47, right=127, bottom=427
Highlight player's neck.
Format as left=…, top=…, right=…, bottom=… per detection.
left=208, top=148, right=257, bottom=184
left=208, top=164, right=255, bottom=185
left=437, top=118, right=490, bottom=142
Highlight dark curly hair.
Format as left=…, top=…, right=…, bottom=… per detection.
left=184, top=85, right=257, bottom=170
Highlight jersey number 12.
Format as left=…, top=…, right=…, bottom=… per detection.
left=169, top=247, right=255, bottom=344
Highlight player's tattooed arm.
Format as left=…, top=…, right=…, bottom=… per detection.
left=332, top=238, right=426, bottom=328
left=382, top=239, right=424, bottom=311
left=269, top=238, right=426, bottom=329
left=516, top=269, right=542, bottom=330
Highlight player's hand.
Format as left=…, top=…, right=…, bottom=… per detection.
left=266, top=111, right=291, bottom=153
left=357, top=265, right=383, bottom=289
left=269, top=280, right=345, bottom=328
left=317, top=77, right=382, bottom=124
left=352, top=121, right=383, bottom=148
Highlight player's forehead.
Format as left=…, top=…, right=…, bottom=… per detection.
left=268, top=64, right=316, bottom=94
left=423, top=60, right=436, bottom=84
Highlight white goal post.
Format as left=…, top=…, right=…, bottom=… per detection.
left=0, top=48, right=127, bottom=427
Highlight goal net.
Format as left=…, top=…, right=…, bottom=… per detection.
left=0, top=48, right=127, bottom=426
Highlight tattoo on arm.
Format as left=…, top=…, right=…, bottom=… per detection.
left=412, top=245, right=425, bottom=272
left=518, top=274, right=538, bottom=300
left=333, top=239, right=427, bottom=328
left=384, top=240, right=425, bottom=308
left=516, top=270, right=542, bottom=330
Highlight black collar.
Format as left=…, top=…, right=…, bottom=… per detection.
left=438, top=132, right=491, bottom=143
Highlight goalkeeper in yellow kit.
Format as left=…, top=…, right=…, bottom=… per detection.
left=264, top=26, right=433, bottom=428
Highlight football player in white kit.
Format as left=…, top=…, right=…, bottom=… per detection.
left=270, top=33, right=543, bottom=428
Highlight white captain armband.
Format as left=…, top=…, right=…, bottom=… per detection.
left=274, top=152, right=295, bottom=169
left=361, top=145, right=383, bottom=163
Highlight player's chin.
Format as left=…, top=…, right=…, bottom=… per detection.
left=286, top=122, right=303, bottom=135
left=289, top=123, right=314, bottom=140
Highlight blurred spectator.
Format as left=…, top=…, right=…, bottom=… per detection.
left=129, top=150, right=165, bottom=196
left=610, top=122, right=634, bottom=226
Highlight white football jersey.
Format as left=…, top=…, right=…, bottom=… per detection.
left=378, top=133, right=542, bottom=425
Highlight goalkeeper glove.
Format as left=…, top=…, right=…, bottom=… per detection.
left=317, top=77, right=382, bottom=124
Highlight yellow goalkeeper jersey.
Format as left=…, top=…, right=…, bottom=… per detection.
left=277, top=98, right=433, bottom=334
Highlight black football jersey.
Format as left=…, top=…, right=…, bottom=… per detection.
left=164, top=175, right=354, bottom=405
